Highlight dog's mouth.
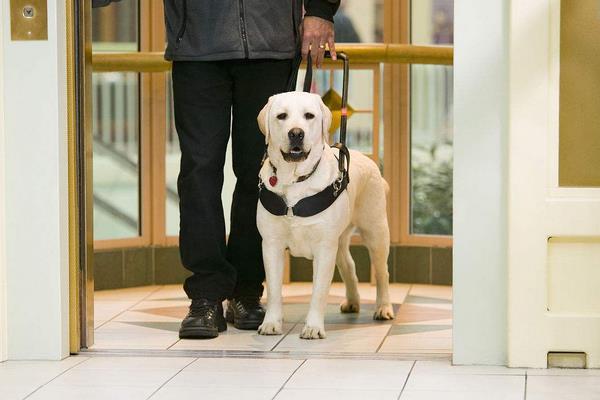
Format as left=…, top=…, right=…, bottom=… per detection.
left=281, top=147, right=310, bottom=162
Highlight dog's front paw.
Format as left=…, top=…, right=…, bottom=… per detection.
left=373, top=304, right=395, bottom=320
left=340, top=300, right=360, bottom=314
left=300, top=324, right=326, bottom=339
left=258, top=320, right=283, bottom=335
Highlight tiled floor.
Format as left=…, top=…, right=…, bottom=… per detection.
left=2, top=357, right=600, bottom=400
left=3, top=284, right=598, bottom=399
left=91, top=283, right=453, bottom=355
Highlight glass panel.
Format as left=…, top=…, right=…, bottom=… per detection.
left=92, top=2, right=141, bottom=240
left=559, top=0, right=600, bottom=187
left=410, top=0, right=454, bottom=236
left=92, top=1, right=138, bottom=52
left=297, top=68, right=377, bottom=154
left=165, top=74, right=180, bottom=237
left=345, top=113, right=374, bottom=154
left=335, top=0, right=385, bottom=43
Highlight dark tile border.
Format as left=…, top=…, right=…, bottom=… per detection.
left=94, top=244, right=452, bottom=290
left=289, top=245, right=452, bottom=285
left=94, top=246, right=188, bottom=290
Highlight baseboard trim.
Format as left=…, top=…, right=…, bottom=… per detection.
left=93, top=245, right=452, bottom=291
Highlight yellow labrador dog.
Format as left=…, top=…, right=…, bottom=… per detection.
left=256, top=92, right=394, bottom=339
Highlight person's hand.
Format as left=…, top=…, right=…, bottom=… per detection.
left=301, top=16, right=336, bottom=68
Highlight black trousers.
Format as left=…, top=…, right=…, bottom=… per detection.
left=172, top=59, right=293, bottom=301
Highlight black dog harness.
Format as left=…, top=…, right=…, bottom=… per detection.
left=259, top=144, right=350, bottom=217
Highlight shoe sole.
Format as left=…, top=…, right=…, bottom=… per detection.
left=225, top=312, right=264, bottom=330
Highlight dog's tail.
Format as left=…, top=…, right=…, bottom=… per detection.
left=383, top=178, right=390, bottom=197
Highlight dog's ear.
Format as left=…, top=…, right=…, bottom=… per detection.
left=257, top=96, right=274, bottom=145
left=319, top=97, right=332, bottom=144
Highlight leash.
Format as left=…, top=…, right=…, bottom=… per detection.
left=286, top=49, right=351, bottom=184
left=258, top=48, right=351, bottom=218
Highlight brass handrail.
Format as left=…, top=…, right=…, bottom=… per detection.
left=92, top=44, right=453, bottom=72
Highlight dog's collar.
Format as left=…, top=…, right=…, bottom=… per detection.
left=268, top=157, right=321, bottom=184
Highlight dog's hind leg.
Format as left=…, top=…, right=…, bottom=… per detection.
left=362, top=226, right=395, bottom=320
left=336, top=227, right=360, bottom=314
left=355, top=172, right=395, bottom=320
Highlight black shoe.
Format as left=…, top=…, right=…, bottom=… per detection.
left=179, top=298, right=227, bottom=339
left=225, top=296, right=266, bottom=330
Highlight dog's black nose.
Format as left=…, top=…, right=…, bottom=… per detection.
left=288, top=128, right=304, bottom=141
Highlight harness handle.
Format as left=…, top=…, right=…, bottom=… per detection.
left=287, top=49, right=350, bottom=180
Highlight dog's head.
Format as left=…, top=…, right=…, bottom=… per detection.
left=258, top=92, right=332, bottom=166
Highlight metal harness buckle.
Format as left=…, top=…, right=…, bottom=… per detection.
left=333, top=174, right=344, bottom=197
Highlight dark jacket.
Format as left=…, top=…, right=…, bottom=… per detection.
left=163, top=0, right=340, bottom=61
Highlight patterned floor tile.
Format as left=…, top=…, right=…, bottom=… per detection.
left=92, top=283, right=452, bottom=354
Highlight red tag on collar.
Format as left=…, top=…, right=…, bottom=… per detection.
left=269, top=176, right=278, bottom=187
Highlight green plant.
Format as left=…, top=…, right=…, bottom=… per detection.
left=411, top=144, right=453, bottom=235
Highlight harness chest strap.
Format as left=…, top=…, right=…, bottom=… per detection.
left=260, top=144, right=350, bottom=218
left=259, top=172, right=349, bottom=218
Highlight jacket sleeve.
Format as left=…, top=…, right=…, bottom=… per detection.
left=304, top=0, right=341, bottom=23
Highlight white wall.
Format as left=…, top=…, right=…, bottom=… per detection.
left=1, top=1, right=70, bottom=359
left=453, top=0, right=509, bottom=365
left=0, top=0, right=7, bottom=363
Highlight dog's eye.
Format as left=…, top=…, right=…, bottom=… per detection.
left=304, top=112, right=315, bottom=120
left=276, top=113, right=288, bottom=120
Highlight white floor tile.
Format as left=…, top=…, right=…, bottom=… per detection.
left=113, top=310, right=183, bottom=323
left=95, top=286, right=160, bottom=302
left=29, top=357, right=193, bottom=400
left=378, top=335, right=452, bottom=354
left=273, top=324, right=390, bottom=353
left=0, top=356, right=88, bottom=400
left=182, top=357, right=302, bottom=373
left=526, top=375, right=600, bottom=400
left=76, top=356, right=195, bottom=370
left=91, top=331, right=179, bottom=350
left=275, top=388, right=400, bottom=400
left=28, top=385, right=155, bottom=400
left=94, top=301, right=139, bottom=328
left=163, top=358, right=302, bottom=389
left=400, top=390, right=522, bottom=400
left=130, top=299, right=190, bottom=312
left=405, top=373, right=524, bottom=394
left=152, top=386, right=279, bottom=400
left=49, top=367, right=182, bottom=388
left=95, top=321, right=176, bottom=334
left=412, top=360, right=525, bottom=375
left=408, top=284, right=452, bottom=300
left=144, top=285, right=187, bottom=301
left=285, top=359, right=413, bottom=390
left=527, top=367, right=600, bottom=376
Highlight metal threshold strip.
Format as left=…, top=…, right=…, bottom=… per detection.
left=78, top=348, right=452, bottom=361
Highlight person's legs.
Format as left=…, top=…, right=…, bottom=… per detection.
left=172, top=61, right=236, bottom=302
left=227, top=59, right=294, bottom=298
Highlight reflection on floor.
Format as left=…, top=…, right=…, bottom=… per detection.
left=92, top=283, right=452, bottom=355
